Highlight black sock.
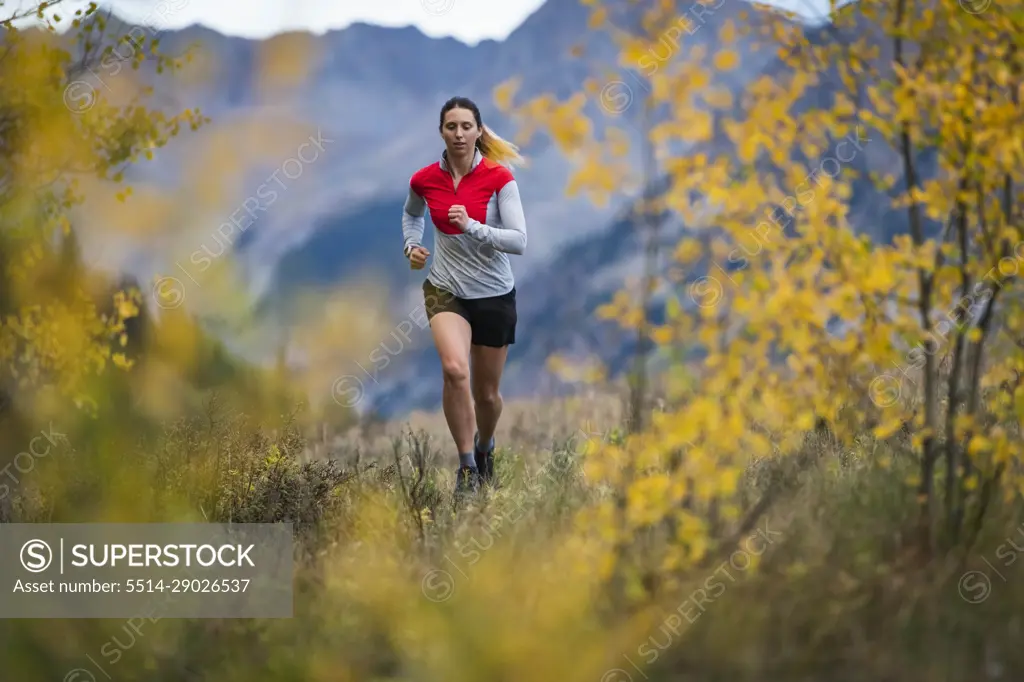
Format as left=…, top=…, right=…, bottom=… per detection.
left=458, top=452, right=476, bottom=469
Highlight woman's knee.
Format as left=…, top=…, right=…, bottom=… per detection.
left=441, top=358, right=469, bottom=385
left=472, top=387, right=501, bottom=408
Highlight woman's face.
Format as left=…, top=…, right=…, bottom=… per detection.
left=440, top=107, right=480, bottom=155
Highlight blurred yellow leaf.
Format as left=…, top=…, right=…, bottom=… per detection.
left=713, top=49, right=740, bottom=71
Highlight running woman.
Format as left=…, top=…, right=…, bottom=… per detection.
left=401, top=96, right=527, bottom=495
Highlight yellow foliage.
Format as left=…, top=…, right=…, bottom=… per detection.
left=255, top=32, right=320, bottom=94
left=0, top=4, right=208, bottom=411
left=493, top=76, right=522, bottom=113
left=502, top=0, right=1024, bottom=582
left=713, top=48, right=740, bottom=71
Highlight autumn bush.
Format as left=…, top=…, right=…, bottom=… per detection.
left=499, top=0, right=1024, bottom=579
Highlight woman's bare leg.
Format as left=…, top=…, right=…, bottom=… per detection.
left=470, top=343, right=508, bottom=448
left=429, top=312, right=475, bottom=457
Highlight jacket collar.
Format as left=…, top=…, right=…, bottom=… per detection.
left=440, top=148, right=483, bottom=173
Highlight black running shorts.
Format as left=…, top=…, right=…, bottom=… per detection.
left=422, top=279, right=517, bottom=348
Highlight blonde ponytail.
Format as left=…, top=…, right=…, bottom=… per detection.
left=478, top=124, right=525, bottom=168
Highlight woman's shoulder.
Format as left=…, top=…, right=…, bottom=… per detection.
left=409, top=160, right=445, bottom=188
left=479, top=157, right=515, bottom=185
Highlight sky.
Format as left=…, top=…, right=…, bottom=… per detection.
left=22, top=0, right=835, bottom=45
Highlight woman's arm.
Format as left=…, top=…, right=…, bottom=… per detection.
left=402, top=185, right=426, bottom=255
left=462, top=180, right=527, bottom=255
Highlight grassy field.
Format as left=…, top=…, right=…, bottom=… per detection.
left=2, top=379, right=1022, bottom=682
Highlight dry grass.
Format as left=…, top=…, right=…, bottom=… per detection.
left=335, top=383, right=628, bottom=468
left=2, top=382, right=1023, bottom=681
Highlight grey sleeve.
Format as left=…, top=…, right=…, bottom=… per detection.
left=402, top=186, right=426, bottom=252
left=463, top=180, right=527, bottom=255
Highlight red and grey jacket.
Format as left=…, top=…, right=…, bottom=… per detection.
left=402, top=148, right=527, bottom=300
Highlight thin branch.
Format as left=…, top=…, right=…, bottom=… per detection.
left=0, top=0, right=71, bottom=29
left=894, top=0, right=939, bottom=554
left=945, top=44, right=980, bottom=546
left=945, top=183, right=969, bottom=544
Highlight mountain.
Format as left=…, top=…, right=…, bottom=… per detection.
left=65, top=0, right=925, bottom=417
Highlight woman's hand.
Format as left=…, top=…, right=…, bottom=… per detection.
left=448, top=204, right=470, bottom=231
left=407, top=245, right=430, bottom=270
